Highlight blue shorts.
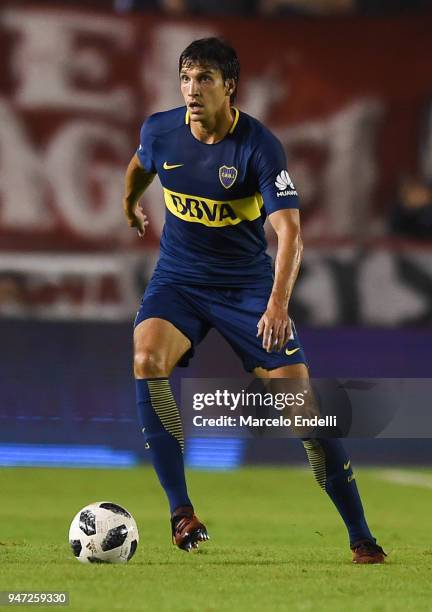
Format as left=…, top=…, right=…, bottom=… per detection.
left=134, top=281, right=307, bottom=372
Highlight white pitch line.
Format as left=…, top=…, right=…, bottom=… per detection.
left=376, top=469, right=432, bottom=489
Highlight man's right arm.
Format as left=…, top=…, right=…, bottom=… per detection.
left=123, top=153, right=156, bottom=237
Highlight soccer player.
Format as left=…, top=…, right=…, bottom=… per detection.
left=122, top=38, right=386, bottom=563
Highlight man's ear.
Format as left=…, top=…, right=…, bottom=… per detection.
left=225, top=78, right=235, bottom=97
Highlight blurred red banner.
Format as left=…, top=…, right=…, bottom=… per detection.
left=1, top=7, right=432, bottom=251
left=1, top=7, right=432, bottom=322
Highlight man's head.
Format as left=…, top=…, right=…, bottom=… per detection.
left=179, top=38, right=240, bottom=122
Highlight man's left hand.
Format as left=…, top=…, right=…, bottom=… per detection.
left=257, top=298, right=292, bottom=353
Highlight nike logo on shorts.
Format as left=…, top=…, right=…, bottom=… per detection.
left=285, top=347, right=300, bottom=356
left=163, top=161, right=184, bottom=170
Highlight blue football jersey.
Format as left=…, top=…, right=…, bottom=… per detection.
left=136, top=106, right=299, bottom=288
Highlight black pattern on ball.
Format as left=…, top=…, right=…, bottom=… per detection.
left=99, top=502, right=131, bottom=518
left=101, top=524, right=128, bottom=551
left=70, top=539, right=82, bottom=557
left=79, top=510, right=96, bottom=536
left=127, top=539, right=138, bottom=561
left=88, top=557, right=110, bottom=563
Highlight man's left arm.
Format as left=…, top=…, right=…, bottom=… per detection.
left=257, top=209, right=303, bottom=352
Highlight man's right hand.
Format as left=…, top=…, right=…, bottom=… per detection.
left=125, top=202, right=149, bottom=238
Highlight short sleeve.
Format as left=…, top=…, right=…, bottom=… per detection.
left=253, top=129, right=299, bottom=215
left=136, top=115, right=157, bottom=173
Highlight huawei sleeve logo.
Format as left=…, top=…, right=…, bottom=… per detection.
left=275, top=170, right=297, bottom=197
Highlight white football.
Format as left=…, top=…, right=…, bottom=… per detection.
left=69, top=501, right=139, bottom=564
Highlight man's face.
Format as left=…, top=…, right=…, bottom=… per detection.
left=180, top=62, right=231, bottom=121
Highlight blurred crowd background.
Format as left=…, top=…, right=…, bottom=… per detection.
left=8, top=0, right=432, bottom=15
left=1, top=1, right=431, bottom=468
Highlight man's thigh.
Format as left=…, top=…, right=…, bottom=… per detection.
left=134, top=318, right=192, bottom=376
left=134, top=282, right=210, bottom=369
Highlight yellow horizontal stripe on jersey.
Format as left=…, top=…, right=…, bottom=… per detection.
left=163, top=187, right=264, bottom=227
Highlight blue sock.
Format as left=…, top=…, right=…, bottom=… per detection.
left=135, top=378, right=192, bottom=514
left=302, top=438, right=374, bottom=545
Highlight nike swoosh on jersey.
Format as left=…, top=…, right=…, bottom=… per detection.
left=163, top=161, right=184, bottom=170
left=344, top=460, right=351, bottom=470
left=285, top=347, right=300, bottom=356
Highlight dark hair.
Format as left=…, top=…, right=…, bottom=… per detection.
left=179, top=37, right=240, bottom=103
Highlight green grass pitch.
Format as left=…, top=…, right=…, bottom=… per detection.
left=1, top=465, right=432, bottom=611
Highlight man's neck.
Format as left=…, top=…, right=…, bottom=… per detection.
left=190, top=105, right=235, bottom=144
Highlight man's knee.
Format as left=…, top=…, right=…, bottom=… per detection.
left=134, top=348, right=170, bottom=378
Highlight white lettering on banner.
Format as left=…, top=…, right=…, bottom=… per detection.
left=241, top=72, right=286, bottom=123
left=0, top=253, right=139, bottom=320
left=2, top=9, right=134, bottom=117
left=359, top=251, right=426, bottom=324
left=278, top=100, right=383, bottom=238
left=46, top=122, right=129, bottom=237
left=1, top=247, right=431, bottom=323
left=294, top=249, right=431, bottom=326
left=293, top=250, right=339, bottom=325
left=0, top=100, right=52, bottom=229
left=0, top=100, right=129, bottom=237
left=0, top=10, right=424, bottom=252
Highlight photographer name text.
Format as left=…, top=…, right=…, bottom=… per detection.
left=192, top=415, right=337, bottom=428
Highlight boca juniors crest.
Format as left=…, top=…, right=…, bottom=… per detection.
left=219, top=166, right=238, bottom=189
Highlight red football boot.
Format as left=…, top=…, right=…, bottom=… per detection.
left=171, top=506, right=209, bottom=552
left=351, top=540, right=387, bottom=564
